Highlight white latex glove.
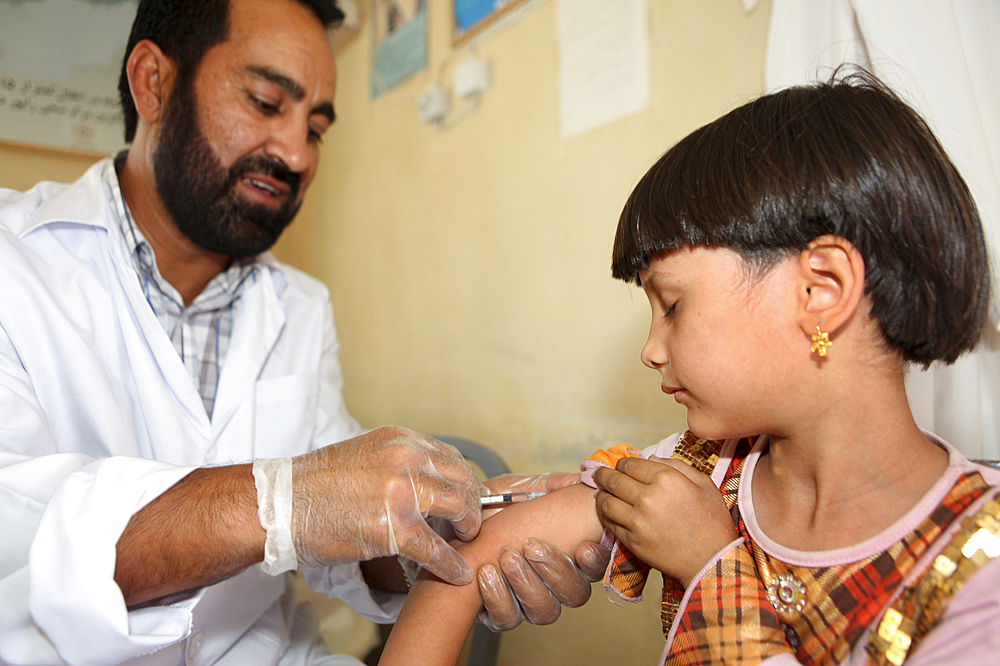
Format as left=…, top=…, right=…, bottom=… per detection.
left=475, top=472, right=611, bottom=630
left=256, top=426, right=482, bottom=585
left=483, top=471, right=580, bottom=496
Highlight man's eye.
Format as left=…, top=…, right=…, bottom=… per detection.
left=252, top=96, right=278, bottom=113
left=307, top=128, right=324, bottom=144
left=664, top=302, right=677, bottom=318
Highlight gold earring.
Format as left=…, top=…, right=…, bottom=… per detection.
left=810, top=325, right=832, bottom=357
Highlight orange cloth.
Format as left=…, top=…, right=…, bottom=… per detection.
left=584, top=443, right=649, bottom=602
left=583, top=443, right=642, bottom=468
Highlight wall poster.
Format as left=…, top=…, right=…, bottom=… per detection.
left=452, top=0, right=529, bottom=43
left=371, top=0, right=428, bottom=98
left=0, top=0, right=138, bottom=156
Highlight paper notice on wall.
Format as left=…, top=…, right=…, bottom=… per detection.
left=557, top=0, right=650, bottom=139
left=0, top=0, right=137, bottom=155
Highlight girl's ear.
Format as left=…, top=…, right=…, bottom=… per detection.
left=796, top=235, right=865, bottom=339
left=124, top=39, right=176, bottom=126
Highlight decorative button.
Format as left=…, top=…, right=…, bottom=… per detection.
left=767, top=572, right=807, bottom=614
left=187, top=632, right=204, bottom=659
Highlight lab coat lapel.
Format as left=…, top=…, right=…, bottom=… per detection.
left=210, top=272, right=285, bottom=454
left=104, top=216, right=214, bottom=452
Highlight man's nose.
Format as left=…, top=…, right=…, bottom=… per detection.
left=264, top=121, right=314, bottom=177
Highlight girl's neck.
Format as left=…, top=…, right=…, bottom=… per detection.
left=751, top=413, right=949, bottom=551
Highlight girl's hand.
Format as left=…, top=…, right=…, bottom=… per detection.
left=593, top=456, right=736, bottom=587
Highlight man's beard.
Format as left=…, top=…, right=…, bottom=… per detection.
left=152, top=80, right=302, bottom=259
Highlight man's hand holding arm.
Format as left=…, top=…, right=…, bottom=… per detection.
left=287, top=426, right=481, bottom=583
left=475, top=471, right=612, bottom=631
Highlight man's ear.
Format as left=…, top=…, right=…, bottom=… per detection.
left=125, top=39, right=176, bottom=125
left=796, top=235, right=865, bottom=338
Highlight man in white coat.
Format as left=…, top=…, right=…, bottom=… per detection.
left=0, top=0, right=607, bottom=663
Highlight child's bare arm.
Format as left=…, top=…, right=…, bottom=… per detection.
left=378, top=483, right=603, bottom=666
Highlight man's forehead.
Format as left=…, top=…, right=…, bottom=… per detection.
left=210, top=0, right=337, bottom=96
left=224, top=0, right=335, bottom=62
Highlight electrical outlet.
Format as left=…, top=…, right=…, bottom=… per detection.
left=452, top=55, right=490, bottom=99
left=416, top=86, right=450, bottom=124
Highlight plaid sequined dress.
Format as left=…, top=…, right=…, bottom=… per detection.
left=580, top=432, right=1000, bottom=666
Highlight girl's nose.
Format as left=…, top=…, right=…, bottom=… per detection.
left=640, top=322, right=668, bottom=369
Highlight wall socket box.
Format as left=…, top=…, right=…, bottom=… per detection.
left=416, top=86, right=450, bottom=124
left=452, top=55, right=490, bottom=99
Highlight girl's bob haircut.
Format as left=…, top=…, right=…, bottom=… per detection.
left=612, top=71, right=990, bottom=367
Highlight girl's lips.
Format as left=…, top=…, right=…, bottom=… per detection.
left=662, top=385, right=687, bottom=403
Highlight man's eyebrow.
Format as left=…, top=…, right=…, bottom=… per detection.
left=314, top=101, right=335, bottom=124
left=247, top=65, right=304, bottom=100
left=246, top=65, right=336, bottom=123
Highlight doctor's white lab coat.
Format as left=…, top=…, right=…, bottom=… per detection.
left=0, top=159, right=398, bottom=665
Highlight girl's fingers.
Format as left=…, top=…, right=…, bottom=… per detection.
left=593, top=488, right=634, bottom=535
left=614, top=456, right=695, bottom=483
left=592, top=465, right=644, bottom=502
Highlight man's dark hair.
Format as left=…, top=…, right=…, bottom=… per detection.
left=118, top=0, right=344, bottom=143
left=612, top=70, right=990, bottom=367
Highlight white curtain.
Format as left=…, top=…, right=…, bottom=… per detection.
left=764, top=0, right=1000, bottom=460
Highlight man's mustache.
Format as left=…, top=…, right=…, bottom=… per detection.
left=227, top=155, right=301, bottom=201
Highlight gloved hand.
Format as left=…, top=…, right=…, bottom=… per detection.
left=254, top=426, right=483, bottom=585
left=482, top=471, right=582, bottom=496
left=477, top=538, right=611, bottom=630
left=474, top=472, right=612, bottom=630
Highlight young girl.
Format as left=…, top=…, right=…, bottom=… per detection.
left=378, top=73, right=1000, bottom=665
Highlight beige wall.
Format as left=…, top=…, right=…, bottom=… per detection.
left=0, top=1, right=772, bottom=663
left=274, top=0, right=772, bottom=473
left=0, top=143, right=97, bottom=191
left=276, top=3, right=772, bottom=660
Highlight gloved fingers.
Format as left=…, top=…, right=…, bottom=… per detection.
left=394, top=519, right=474, bottom=585
left=415, top=473, right=482, bottom=541
left=367, top=427, right=478, bottom=495
left=483, top=471, right=581, bottom=495
left=403, top=435, right=484, bottom=541
left=498, top=545, right=561, bottom=625
left=421, top=443, right=480, bottom=487
left=408, top=431, right=483, bottom=489
left=477, top=562, right=524, bottom=632
left=521, top=537, right=593, bottom=608
left=368, top=442, right=481, bottom=542
left=410, top=430, right=466, bottom=457
left=574, top=541, right=611, bottom=582
left=286, top=428, right=485, bottom=570
left=425, top=515, right=457, bottom=543
left=538, top=472, right=583, bottom=493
